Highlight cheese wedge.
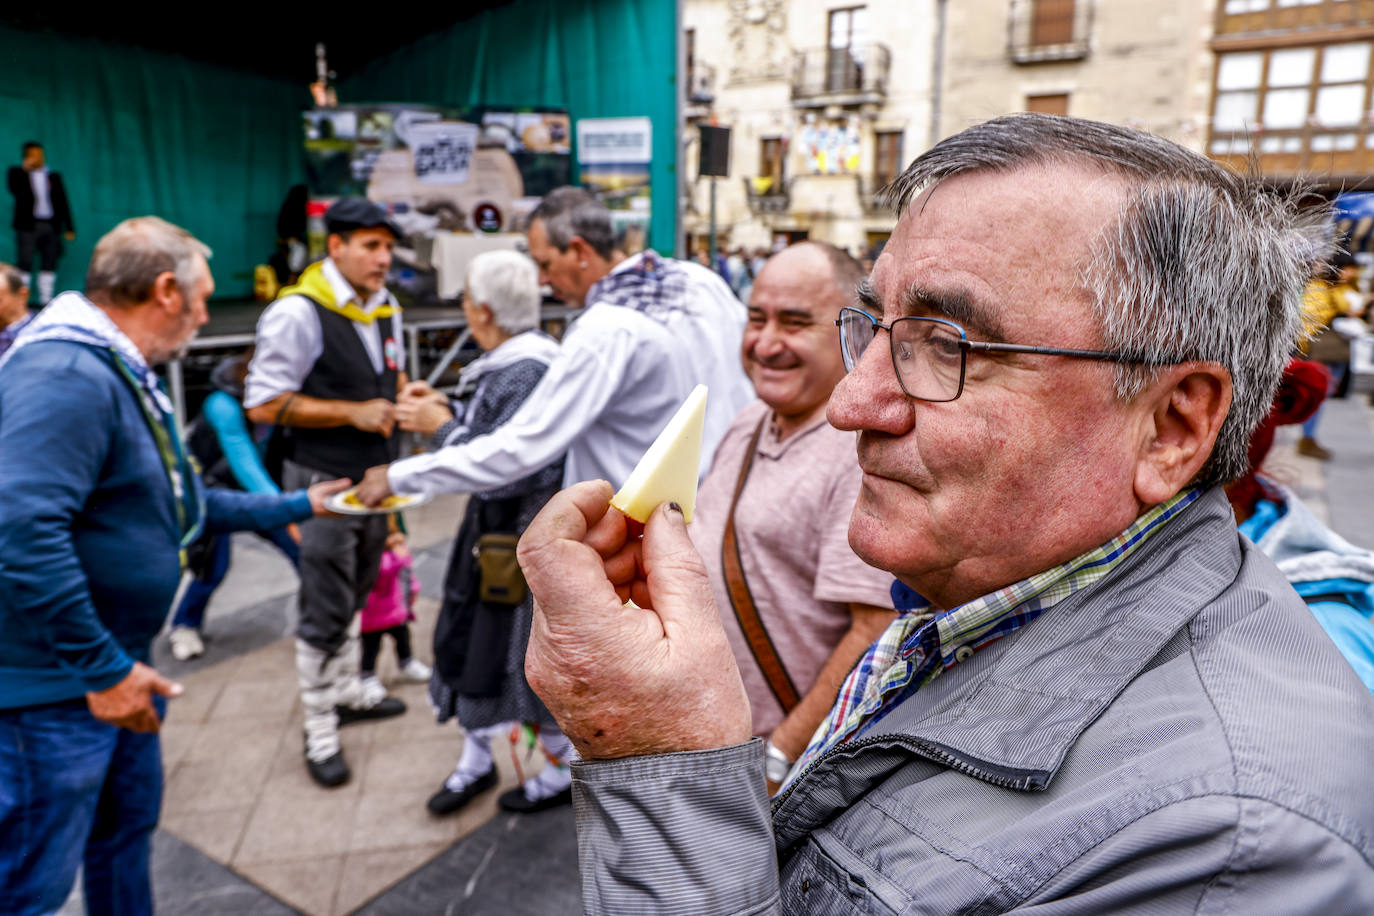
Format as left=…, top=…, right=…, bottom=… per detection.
left=611, top=385, right=708, bottom=524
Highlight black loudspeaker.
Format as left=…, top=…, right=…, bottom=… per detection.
left=699, top=126, right=731, bottom=178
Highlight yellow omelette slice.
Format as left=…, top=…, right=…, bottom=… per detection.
left=611, top=385, right=708, bottom=524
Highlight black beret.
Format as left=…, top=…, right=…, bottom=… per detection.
left=324, top=197, right=403, bottom=240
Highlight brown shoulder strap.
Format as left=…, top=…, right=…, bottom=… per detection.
left=722, top=416, right=801, bottom=713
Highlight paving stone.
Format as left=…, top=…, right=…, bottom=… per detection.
left=333, top=844, right=449, bottom=915
left=242, top=853, right=345, bottom=916
left=355, top=806, right=581, bottom=916
left=164, top=758, right=266, bottom=814
left=160, top=805, right=255, bottom=865
left=235, top=791, right=360, bottom=865
left=210, top=678, right=301, bottom=723
left=152, top=830, right=300, bottom=915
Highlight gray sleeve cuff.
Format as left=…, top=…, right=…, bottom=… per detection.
left=572, top=739, right=781, bottom=915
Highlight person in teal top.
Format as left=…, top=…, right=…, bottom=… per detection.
left=1238, top=493, right=1374, bottom=691
left=168, top=351, right=301, bottom=661
left=1228, top=357, right=1374, bottom=693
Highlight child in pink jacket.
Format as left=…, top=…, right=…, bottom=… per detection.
left=361, top=531, right=431, bottom=684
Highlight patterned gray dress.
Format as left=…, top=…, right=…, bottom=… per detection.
left=426, top=342, right=564, bottom=729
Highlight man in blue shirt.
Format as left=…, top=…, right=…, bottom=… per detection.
left=0, top=217, right=349, bottom=915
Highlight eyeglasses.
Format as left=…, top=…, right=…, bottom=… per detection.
left=835, top=307, right=1154, bottom=402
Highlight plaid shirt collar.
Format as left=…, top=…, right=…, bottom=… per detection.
left=789, top=488, right=1204, bottom=785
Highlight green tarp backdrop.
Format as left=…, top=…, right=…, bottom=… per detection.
left=0, top=1, right=677, bottom=300
left=0, top=24, right=305, bottom=299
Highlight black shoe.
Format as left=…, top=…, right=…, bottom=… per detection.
left=336, top=696, right=406, bottom=726
left=307, top=750, right=350, bottom=788
left=426, top=768, right=498, bottom=816
left=498, top=786, right=572, bottom=813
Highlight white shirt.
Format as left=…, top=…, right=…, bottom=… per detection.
left=388, top=254, right=755, bottom=495
left=29, top=169, right=52, bottom=220
left=243, top=258, right=404, bottom=409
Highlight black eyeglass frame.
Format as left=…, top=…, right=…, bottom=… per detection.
left=835, top=306, right=1157, bottom=403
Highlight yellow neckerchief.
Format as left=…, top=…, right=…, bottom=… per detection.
left=278, top=260, right=401, bottom=325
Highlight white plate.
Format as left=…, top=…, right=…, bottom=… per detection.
left=324, top=489, right=433, bottom=515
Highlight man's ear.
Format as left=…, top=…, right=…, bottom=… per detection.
left=149, top=271, right=180, bottom=315
left=1133, top=363, right=1232, bottom=506
left=567, top=235, right=594, bottom=267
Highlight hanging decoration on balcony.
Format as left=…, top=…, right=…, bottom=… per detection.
left=799, top=117, right=861, bottom=175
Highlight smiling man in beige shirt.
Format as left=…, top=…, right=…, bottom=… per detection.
left=691, top=242, right=894, bottom=792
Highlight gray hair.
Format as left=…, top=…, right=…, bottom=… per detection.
left=0, top=262, right=26, bottom=294
left=530, top=187, right=616, bottom=261
left=466, top=249, right=541, bottom=335
left=885, top=113, right=1327, bottom=489
left=86, top=216, right=212, bottom=307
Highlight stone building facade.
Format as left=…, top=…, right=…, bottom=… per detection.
left=682, top=0, right=937, bottom=256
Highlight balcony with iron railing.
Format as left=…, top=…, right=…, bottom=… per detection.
left=688, top=62, right=716, bottom=105
left=744, top=176, right=791, bottom=214
left=685, top=61, right=717, bottom=120
left=791, top=44, right=891, bottom=107
left=1008, top=0, right=1092, bottom=64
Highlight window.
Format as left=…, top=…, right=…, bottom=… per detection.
left=1030, top=0, right=1076, bottom=47
left=760, top=137, right=784, bottom=189
left=1318, top=42, right=1371, bottom=127
left=1210, top=42, right=1374, bottom=156
left=686, top=28, right=695, bottom=89
left=827, top=7, right=868, bottom=92
left=1025, top=93, right=1070, bottom=115
left=873, top=130, right=903, bottom=190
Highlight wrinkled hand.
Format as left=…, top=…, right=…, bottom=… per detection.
left=399, top=379, right=446, bottom=406
left=396, top=396, right=453, bottom=436
left=86, top=662, right=182, bottom=733
left=306, top=478, right=352, bottom=515
left=355, top=464, right=394, bottom=508
left=352, top=398, right=396, bottom=436
left=521, top=480, right=752, bottom=760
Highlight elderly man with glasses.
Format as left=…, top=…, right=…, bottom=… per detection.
left=514, top=113, right=1374, bottom=914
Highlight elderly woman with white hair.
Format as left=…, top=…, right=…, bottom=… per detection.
left=388, top=249, right=570, bottom=815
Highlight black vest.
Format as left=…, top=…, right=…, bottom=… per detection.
left=288, top=299, right=399, bottom=481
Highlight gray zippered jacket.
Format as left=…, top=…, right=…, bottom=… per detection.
left=570, top=488, right=1374, bottom=914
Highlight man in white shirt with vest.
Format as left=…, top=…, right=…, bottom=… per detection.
left=354, top=187, right=754, bottom=509
left=244, top=198, right=409, bottom=788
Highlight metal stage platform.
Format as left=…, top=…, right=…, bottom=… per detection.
left=165, top=300, right=576, bottom=427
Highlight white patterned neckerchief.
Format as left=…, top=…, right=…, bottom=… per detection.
left=0, top=291, right=172, bottom=414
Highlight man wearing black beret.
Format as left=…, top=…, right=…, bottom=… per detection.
left=244, top=197, right=411, bottom=787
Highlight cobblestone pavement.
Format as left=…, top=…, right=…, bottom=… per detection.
left=60, top=396, right=1374, bottom=915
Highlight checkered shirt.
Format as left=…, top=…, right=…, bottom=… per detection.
left=584, top=250, right=692, bottom=324
left=788, top=488, right=1203, bottom=784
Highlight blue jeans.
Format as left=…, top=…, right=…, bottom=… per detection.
left=172, top=527, right=299, bottom=630
left=0, top=697, right=165, bottom=916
